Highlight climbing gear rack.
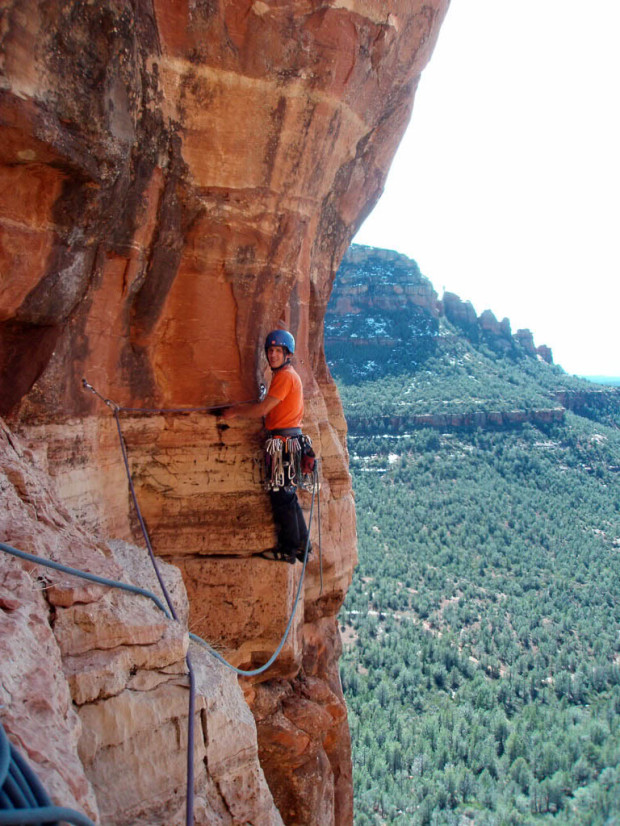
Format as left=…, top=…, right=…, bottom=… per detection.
left=264, top=433, right=317, bottom=492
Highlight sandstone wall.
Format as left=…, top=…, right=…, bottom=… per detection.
left=0, top=419, right=283, bottom=825
left=0, top=2, right=449, bottom=823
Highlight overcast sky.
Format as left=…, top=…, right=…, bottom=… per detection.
left=354, top=0, right=620, bottom=378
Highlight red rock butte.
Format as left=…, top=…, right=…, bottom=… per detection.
left=0, top=2, right=449, bottom=824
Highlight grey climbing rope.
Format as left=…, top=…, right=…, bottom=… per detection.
left=189, top=471, right=317, bottom=677
left=0, top=714, right=95, bottom=825
left=109, top=405, right=197, bottom=826
left=0, top=542, right=171, bottom=618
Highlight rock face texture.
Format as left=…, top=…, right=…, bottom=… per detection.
left=0, top=420, right=283, bottom=826
left=0, top=2, right=449, bottom=823
left=329, top=245, right=441, bottom=321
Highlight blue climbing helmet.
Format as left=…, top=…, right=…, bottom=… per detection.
left=264, top=329, right=295, bottom=355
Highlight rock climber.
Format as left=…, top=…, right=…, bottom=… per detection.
left=221, top=329, right=315, bottom=564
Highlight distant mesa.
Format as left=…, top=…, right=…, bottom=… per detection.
left=327, top=244, right=553, bottom=364
left=327, top=244, right=619, bottom=434
left=330, top=245, right=441, bottom=319
left=535, top=344, right=553, bottom=364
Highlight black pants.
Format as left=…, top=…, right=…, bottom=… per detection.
left=269, top=486, right=309, bottom=553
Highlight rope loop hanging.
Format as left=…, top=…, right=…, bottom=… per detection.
left=78, top=379, right=324, bottom=673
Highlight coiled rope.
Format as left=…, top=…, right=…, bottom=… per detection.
left=0, top=714, right=95, bottom=826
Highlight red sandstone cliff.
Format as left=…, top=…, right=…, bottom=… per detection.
left=0, top=2, right=449, bottom=823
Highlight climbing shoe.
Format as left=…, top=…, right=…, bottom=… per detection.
left=259, top=548, right=297, bottom=564
left=296, top=541, right=313, bottom=563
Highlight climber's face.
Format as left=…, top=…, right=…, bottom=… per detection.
left=267, top=345, right=286, bottom=369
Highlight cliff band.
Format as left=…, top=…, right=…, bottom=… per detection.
left=0, top=2, right=449, bottom=823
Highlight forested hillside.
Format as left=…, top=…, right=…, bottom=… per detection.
left=328, top=246, right=620, bottom=825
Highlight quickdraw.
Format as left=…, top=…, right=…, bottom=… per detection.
left=264, top=434, right=316, bottom=492
left=265, top=437, right=286, bottom=489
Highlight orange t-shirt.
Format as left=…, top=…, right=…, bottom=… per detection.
left=264, top=365, right=304, bottom=430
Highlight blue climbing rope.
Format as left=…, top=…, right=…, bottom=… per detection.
left=110, top=403, right=318, bottom=678
left=0, top=542, right=171, bottom=618
left=0, top=719, right=95, bottom=826
left=81, top=377, right=321, bottom=678
left=0, top=534, right=195, bottom=826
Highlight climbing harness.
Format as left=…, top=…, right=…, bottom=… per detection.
left=265, top=437, right=286, bottom=489
left=264, top=431, right=317, bottom=492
